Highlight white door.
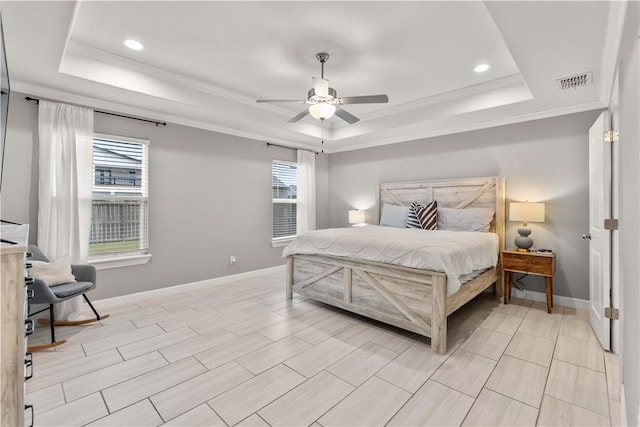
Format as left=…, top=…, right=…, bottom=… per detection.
left=587, top=111, right=612, bottom=351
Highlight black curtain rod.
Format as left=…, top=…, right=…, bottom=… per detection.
left=25, top=96, right=167, bottom=127
left=266, top=142, right=319, bottom=155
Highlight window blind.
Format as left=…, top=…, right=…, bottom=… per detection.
left=90, top=134, right=149, bottom=256
left=272, top=161, right=297, bottom=239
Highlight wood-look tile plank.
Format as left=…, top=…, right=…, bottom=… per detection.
left=293, top=315, right=357, bottom=345
left=554, top=334, right=605, bottom=372
left=87, top=399, right=163, bottom=426
left=545, top=359, right=609, bottom=416
left=236, top=336, right=312, bottom=375
left=327, top=341, right=397, bottom=387
left=609, top=398, right=621, bottom=427
left=162, top=404, right=226, bottom=426
left=517, top=312, right=562, bottom=340
left=151, top=361, right=253, bottom=421
left=42, top=320, right=137, bottom=347
left=462, top=388, right=538, bottom=426
left=559, top=318, right=600, bottom=342
left=376, top=343, right=447, bottom=393
left=504, top=331, right=555, bottom=367
left=480, top=312, right=522, bottom=335
left=118, top=327, right=199, bottom=360
left=258, top=371, right=354, bottom=426
left=36, top=392, right=108, bottom=426
left=156, top=309, right=221, bottom=332
left=160, top=329, right=238, bottom=363
left=485, top=355, right=548, bottom=408
left=459, top=327, right=512, bottom=360
left=431, top=349, right=496, bottom=398
left=537, top=395, right=610, bottom=426
left=195, top=333, right=272, bottom=370
left=388, top=380, right=474, bottom=427
left=209, top=364, right=306, bottom=426
left=131, top=308, right=198, bottom=328
left=225, top=312, right=288, bottom=336
left=606, top=359, right=621, bottom=401
left=370, top=330, right=416, bottom=353
left=448, top=307, right=492, bottom=334
left=25, top=383, right=65, bottom=417
left=26, top=348, right=123, bottom=393
left=102, top=356, right=207, bottom=413
left=236, top=413, right=270, bottom=426
left=284, top=337, right=356, bottom=378
left=63, top=351, right=168, bottom=402
left=82, top=324, right=165, bottom=355
left=332, top=322, right=385, bottom=347
left=318, top=376, right=411, bottom=426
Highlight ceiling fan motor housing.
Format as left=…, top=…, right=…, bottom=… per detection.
left=308, top=87, right=337, bottom=103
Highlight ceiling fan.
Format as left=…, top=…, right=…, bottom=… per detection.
left=256, top=52, right=389, bottom=124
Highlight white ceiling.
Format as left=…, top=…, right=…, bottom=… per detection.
left=1, top=1, right=624, bottom=153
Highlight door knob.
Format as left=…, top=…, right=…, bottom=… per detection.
left=582, top=233, right=591, bottom=240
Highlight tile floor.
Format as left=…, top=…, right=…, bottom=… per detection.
left=25, top=269, right=621, bottom=426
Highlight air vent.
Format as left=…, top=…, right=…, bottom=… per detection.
left=557, top=72, right=593, bottom=90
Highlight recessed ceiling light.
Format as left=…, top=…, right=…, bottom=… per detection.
left=474, top=64, right=490, bottom=73
left=123, top=39, right=145, bottom=51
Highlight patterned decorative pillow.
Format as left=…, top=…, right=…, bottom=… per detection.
left=407, top=201, right=438, bottom=230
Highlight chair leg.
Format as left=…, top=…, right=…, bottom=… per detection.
left=83, top=294, right=102, bottom=320
left=49, top=303, right=56, bottom=343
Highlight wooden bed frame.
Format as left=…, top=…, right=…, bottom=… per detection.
left=285, top=176, right=505, bottom=354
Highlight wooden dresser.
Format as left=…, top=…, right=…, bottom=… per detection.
left=1, top=224, right=30, bottom=426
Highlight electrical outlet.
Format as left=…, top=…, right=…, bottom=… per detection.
left=229, top=256, right=236, bottom=265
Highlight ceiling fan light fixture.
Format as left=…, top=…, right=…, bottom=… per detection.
left=309, top=103, right=336, bottom=120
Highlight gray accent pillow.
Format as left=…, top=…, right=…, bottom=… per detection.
left=379, top=204, right=410, bottom=228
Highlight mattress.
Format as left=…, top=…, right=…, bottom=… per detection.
left=283, top=225, right=499, bottom=296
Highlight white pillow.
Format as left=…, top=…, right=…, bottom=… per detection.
left=29, top=260, right=76, bottom=287
left=437, top=207, right=495, bottom=232
left=379, top=204, right=410, bottom=228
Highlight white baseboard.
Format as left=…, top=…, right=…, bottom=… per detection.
left=94, top=265, right=286, bottom=307
left=510, top=288, right=590, bottom=311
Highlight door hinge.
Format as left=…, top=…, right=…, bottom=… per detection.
left=605, top=307, right=620, bottom=320
left=604, top=218, right=619, bottom=230
left=604, top=130, right=619, bottom=143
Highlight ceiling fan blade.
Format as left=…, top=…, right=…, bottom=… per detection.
left=256, top=99, right=306, bottom=103
left=287, top=109, right=310, bottom=123
left=335, top=108, right=360, bottom=124
left=338, top=95, right=389, bottom=105
left=312, top=77, right=329, bottom=97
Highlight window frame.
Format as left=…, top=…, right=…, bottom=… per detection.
left=88, top=133, right=151, bottom=270
left=271, top=159, right=297, bottom=247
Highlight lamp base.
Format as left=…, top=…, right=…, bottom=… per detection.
left=514, top=226, right=534, bottom=252
left=516, top=247, right=530, bottom=252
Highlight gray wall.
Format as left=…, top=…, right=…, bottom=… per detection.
left=327, top=110, right=601, bottom=301
left=617, top=2, right=639, bottom=424
left=1, top=92, right=330, bottom=299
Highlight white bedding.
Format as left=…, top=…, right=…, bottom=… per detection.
left=283, top=225, right=499, bottom=296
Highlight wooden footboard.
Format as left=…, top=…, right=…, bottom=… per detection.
left=286, top=254, right=501, bottom=354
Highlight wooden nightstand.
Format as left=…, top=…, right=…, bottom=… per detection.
left=503, top=249, right=556, bottom=313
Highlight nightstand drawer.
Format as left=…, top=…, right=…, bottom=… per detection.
left=503, top=252, right=554, bottom=276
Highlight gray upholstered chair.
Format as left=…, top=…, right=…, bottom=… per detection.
left=26, top=245, right=107, bottom=351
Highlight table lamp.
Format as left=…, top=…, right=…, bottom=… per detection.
left=348, top=209, right=366, bottom=227
left=509, top=201, right=545, bottom=252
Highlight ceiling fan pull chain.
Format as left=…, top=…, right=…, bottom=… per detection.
left=321, top=121, right=324, bottom=153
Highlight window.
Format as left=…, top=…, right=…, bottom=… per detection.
left=272, top=160, right=297, bottom=244
left=89, top=133, right=150, bottom=267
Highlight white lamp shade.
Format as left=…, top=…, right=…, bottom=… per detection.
left=348, top=209, right=366, bottom=224
left=509, top=202, right=545, bottom=223
left=309, top=103, right=336, bottom=120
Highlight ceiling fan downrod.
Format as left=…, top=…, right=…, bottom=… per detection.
left=316, top=52, right=329, bottom=79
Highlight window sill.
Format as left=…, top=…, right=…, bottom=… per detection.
left=88, top=254, right=152, bottom=270
left=271, top=238, right=295, bottom=248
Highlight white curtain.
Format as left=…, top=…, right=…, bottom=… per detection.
left=38, top=100, right=94, bottom=320
left=296, top=149, right=316, bottom=234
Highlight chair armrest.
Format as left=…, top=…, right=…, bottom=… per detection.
left=71, top=264, right=96, bottom=284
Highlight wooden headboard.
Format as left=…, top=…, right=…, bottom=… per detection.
left=376, top=176, right=506, bottom=252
